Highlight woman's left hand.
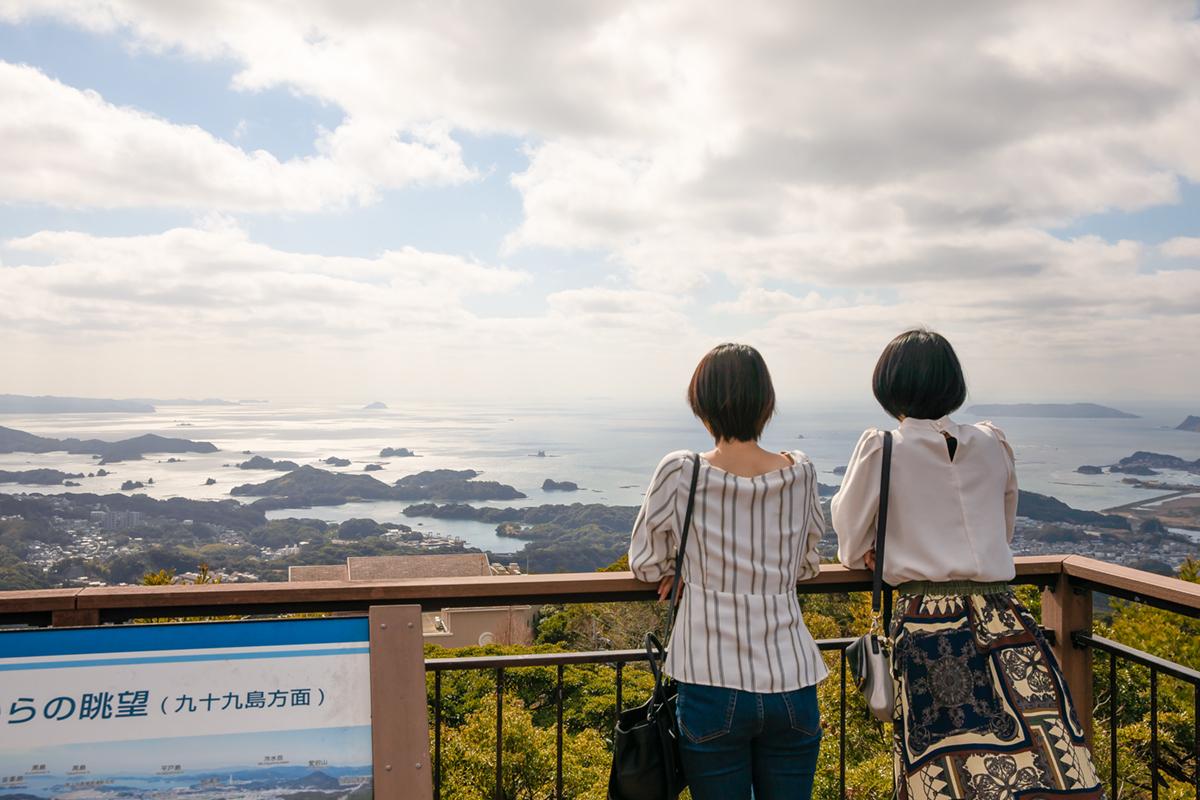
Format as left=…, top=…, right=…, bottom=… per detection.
left=657, top=575, right=676, bottom=601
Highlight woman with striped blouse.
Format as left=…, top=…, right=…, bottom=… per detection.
left=629, top=343, right=827, bottom=800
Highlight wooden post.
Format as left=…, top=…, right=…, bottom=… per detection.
left=51, top=609, right=99, bottom=627
left=1042, top=572, right=1094, bottom=743
left=369, top=604, right=433, bottom=800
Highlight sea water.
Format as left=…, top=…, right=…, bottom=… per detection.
left=1, top=401, right=1198, bottom=551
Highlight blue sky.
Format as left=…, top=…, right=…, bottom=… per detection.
left=0, top=2, right=1197, bottom=404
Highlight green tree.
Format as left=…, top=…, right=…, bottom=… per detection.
left=439, top=698, right=609, bottom=800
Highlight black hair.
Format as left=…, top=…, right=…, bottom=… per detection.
left=872, top=329, right=967, bottom=420
left=687, top=343, right=776, bottom=442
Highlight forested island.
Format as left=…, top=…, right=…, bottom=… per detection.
left=231, top=466, right=527, bottom=509
left=0, top=468, right=84, bottom=485
left=1081, top=451, right=1200, bottom=477
left=0, top=425, right=218, bottom=463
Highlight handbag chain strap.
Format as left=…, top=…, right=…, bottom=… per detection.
left=870, top=431, right=894, bottom=632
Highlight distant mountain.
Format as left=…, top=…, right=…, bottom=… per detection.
left=135, top=397, right=239, bottom=406
left=0, top=394, right=155, bottom=413
left=967, top=403, right=1137, bottom=419
left=1176, top=415, right=1200, bottom=433
left=0, top=425, right=218, bottom=463
left=363, top=401, right=388, bottom=410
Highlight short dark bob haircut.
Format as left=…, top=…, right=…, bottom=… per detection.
left=688, top=343, right=775, bottom=442
left=872, top=329, right=967, bottom=420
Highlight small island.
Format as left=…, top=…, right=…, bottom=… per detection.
left=324, top=456, right=351, bottom=467
left=1176, top=415, right=1200, bottom=433
left=237, top=455, right=300, bottom=471
left=120, top=480, right=145, bottom=491
left=967, top=403, right=1138, bottom=419
left=364, top=464, right=384, bottom=472
left=379, top=447, right=416, bottom=458
left=1076, top=465, right=1104, bottom=475
left=363, top=401, right=388, bottom=410
left=204, top=477, right=217, bottom=486
left=543, top=479, right=580, bottom=492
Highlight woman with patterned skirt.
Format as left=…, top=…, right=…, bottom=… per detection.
left=832, top=329, right=1104, bottom=799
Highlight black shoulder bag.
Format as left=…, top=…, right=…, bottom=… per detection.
left=608, top=452, right=701, bottom=800
left=846, top=430, right=895, bottom=723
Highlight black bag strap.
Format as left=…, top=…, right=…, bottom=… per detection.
left=871, top=431, right=894, bottom=628
left=665, top=452, right=702, bottom=640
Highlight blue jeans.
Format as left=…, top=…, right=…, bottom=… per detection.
left=676, top=681, right=822, bottom=800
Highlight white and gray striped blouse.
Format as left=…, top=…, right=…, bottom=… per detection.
left=628, top=449, right=829, bottom=693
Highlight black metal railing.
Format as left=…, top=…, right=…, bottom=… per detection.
left=426, top=639, right=857, bottom=800
left=1074, top=632, right=1200, bottom=799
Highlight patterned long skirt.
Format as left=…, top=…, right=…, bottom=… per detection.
left=890, top=585, right=1105, bottom=799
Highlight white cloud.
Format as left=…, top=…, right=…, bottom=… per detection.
left=0, top=61, right=473, bottom=210
left=1, top=223, right=527, bottom=340
left=0, top=0, right=1198, bottom=401
left=1160, top=237, right=1200, bottom=260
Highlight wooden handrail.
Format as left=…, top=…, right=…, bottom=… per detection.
left=0, top=556, right=1067, bottom=626
left=1064, top=555, right=1200, bottom=616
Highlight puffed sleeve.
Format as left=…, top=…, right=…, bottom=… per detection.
left=628, top=451, right=690, bottom=582
left=978, top=421, right=1019, bottom=542
left=796, top=456, right=826, bottom=582
left=831, top=428, right=885, bottom=569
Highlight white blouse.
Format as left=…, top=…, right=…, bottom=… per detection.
left=830, top=416, right=1018, bottom=586
left=629, top=450, right=828, bottom=693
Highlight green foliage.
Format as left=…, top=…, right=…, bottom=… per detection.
left=336, top=518, right=384, bottom=539
left=439, top=698, right=609, bottom=799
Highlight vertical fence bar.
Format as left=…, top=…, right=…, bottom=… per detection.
left=839, top=648, right=847, bottom=800
left=434, top=670, right=442, bottom=800
left=495, top=668, right=504, bottom=800
left=1193, top=684, right=1198, bottom=800
left=1151, top=667, right=1159, bottom=800
left=616, top=661, right=624, bottom=720
left=1109, top=651, right=1117, bottom=800
left=556, top=664, right=565, bottom=800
